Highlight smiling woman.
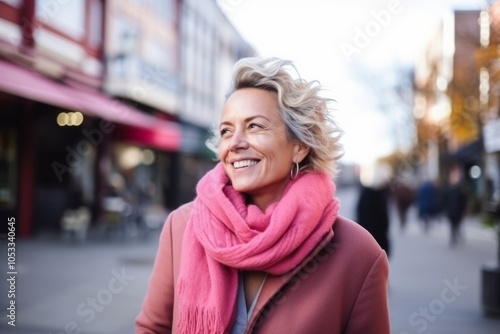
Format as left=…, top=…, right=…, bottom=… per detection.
left=217, top=88, right=310, bottom=210
left=136, top=57, right=390, bottom=334
left=209, top=57, right=343, bottom=172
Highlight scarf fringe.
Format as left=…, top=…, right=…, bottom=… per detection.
left=177, top=305, right=226, bottom=334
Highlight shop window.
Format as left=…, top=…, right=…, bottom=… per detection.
left=0, top=126, right=17, bottom=209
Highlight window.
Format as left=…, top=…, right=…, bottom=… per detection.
left=36, top=0, right=85, bottom=40
left=0, top=0, right=21, bottom=7
left=144, top=38, right=171, bottom=68
left=147, top=0, right=175, bottom=21
left=89, top=0, right=103, bottom=49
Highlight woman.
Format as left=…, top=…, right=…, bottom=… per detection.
left=136, top=57, right=390, bottom=333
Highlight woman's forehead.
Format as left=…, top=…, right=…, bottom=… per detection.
left=221, top=88, right=281, bottom=121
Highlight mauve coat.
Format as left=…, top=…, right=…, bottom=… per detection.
left=136, top=202, right=390, bottom=334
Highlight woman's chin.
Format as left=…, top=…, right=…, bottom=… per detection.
left=230, top=181, right=256, bottom=194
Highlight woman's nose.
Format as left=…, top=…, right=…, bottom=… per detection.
left=228, top=129, right=249, bottom=151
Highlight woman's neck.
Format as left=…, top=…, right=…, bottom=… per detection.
left=245, top=181, right=290, bottom=212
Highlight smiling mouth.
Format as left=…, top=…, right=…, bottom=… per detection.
left=232, top=160, right=259, bottom=169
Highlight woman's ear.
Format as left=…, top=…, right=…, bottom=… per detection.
left=293, top=143, right=310, bottom=164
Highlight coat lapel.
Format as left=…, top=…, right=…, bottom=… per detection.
left=246, top=227, right=335, bottom=332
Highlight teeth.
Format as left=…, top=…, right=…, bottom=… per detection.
left=233, top=160, right=258, bottom=169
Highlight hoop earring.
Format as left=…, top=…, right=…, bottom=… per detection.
left=290, top=162, right=300, bottom=180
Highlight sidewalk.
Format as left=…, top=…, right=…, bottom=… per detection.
left=0, top=230, right=161, bottom=334
left=0, top=191, right=499, bottom=333
left=388, top=211, right=500, bottom=334
left=337, top=185, right=500, bottom=333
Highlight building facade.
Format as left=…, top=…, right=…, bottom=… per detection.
left=414, top=10, right=484, bottom=209
left=0, top=0, right=254, bottom=237
left=102, top=0, right=182, bottom=215
left=175, top=0, right=254, bottom=207
left=481, top=1, right=500, bottom=215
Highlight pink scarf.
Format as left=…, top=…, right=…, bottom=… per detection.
left=176, top=163, right=339, bottom=333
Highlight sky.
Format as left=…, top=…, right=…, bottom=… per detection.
left=218, top=0, right=488, bottom=164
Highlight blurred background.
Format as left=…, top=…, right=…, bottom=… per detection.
left=0, top=0, right=500, bottom=333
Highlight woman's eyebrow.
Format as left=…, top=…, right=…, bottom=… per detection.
left=219, top=115, right=271, bottom=127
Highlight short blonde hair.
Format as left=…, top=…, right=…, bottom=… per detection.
left=207, top=57, right=343, bottom=178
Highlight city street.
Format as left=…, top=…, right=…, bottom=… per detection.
left=1, top=1, right=500, bottom=333
left=0, top=185, right=499, bottom=333
left=338, top=185, right=500, bottom=334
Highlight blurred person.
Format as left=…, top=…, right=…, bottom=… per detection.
left=101, top=172, right=132, bottom=234
left=136, top=57, right=390, bottom=333
left=443, top=164, right=468, bottom=246
left=390, top=179, right=415, bottom=231
left=67, top=178, right=85, bottom=210
left=106, top=171, right=128, bottom=198
left=133, top=181, right=156, bottom=235
left=416, top=179, right=440, bottom=232
left=356, top=161, right=392, bottom=258
left=60, top=178, right=90, bottom=240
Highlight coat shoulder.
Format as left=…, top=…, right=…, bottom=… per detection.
left=167, top=201, right=194, bottom=228
left=332, top=216, right=386, bottom=258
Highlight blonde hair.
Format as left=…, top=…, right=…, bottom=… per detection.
left=207, top=57, right=343, bottom=178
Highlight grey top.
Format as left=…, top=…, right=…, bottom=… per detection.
left=231, top=272, right=267, bottom=334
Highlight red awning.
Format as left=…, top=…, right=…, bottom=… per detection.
left=0, top=58, right=80, bottom=110
left=68, top=86, right=181, bottom=151
left=113, top=123, right=181, bottom=151
left=0, top=59, right=181, bottom=151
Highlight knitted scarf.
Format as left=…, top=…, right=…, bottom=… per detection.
left=176, top=163, right=339, bottom=333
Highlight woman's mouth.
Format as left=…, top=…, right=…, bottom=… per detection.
left=233, top=160, right=259, bottom=169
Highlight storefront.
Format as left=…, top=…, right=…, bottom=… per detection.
left=0, top=59, right=181, bottom=237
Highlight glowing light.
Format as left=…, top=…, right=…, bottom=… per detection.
left=142, top=149, right=156, bottom=165
left=57, top=112, right=69, bottom=126
left=469, top=165, right=481, bottom=179
left=57, top=112, right=84, bottom=126
left=74, top=112, right=84, bottom=126
left=118, top=147, right=143, bottom=170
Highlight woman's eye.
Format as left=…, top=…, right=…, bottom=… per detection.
left=249, top=123, right=262, bottom=129
left=220, top=128, right=230, bottom=137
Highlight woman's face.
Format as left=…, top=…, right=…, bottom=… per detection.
left=218, top=88, right=309, bottom=210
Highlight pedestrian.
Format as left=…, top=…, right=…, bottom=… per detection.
left=443, top=164, right=468, bottom=246
left=356, top=162, right=392, bottom=258
left=135, top=57, right=390, bottom=333
left=416, top=179, right=440, bottom=232
left=391, top=179, right=415, bottom=230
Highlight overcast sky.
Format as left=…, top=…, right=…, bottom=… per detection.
left=219, top=0, right=487, bottom=164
